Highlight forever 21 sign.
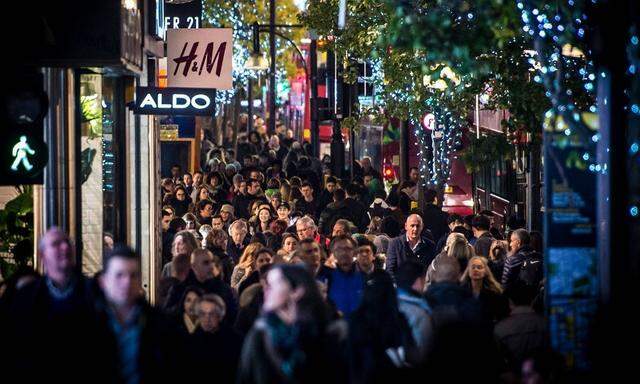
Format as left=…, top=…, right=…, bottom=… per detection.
left=131, top=87, right=216, bottom=116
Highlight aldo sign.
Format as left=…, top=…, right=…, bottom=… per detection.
left=132, top=87, right=216, bottom=116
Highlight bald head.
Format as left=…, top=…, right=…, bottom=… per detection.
left=405, top=214, right=424, bottom=243
left=432, top=256, right=460, bottom=283
left=40, top=227, right=75, bottom=286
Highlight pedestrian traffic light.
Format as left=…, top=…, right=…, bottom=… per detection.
left=0, top=71, right=48, bottom=185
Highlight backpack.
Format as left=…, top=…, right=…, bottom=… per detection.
left=518, top=251, right=543, bottom=288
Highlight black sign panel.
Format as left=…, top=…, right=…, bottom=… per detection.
left=165, top=0, right=202, bottom=29
left=132, top=87, right=216, bottom=116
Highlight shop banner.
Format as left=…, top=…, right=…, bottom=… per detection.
left=167, top=28, right=233, bottom=89
left=131, top=87, right=216, bottom=116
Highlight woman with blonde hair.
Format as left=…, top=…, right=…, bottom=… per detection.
left=460, top=256, right=509, bottom=322
left=230, top=242, right=264, bottom=290
left=426, top=234, right=473, bottom=287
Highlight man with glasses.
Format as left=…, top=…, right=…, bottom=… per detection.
left=296, top=216, right=329, bottom=251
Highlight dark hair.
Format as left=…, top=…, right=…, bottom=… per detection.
left=507, top=279, right=539, bottom=306
left=256, top=247, right=276, bottom=259
left=529, top=231, right=543, bottom=253
left=169, top=218, right=187, bottom=232
left=197, top=199, right=214, bottom=212
left=301, top=181, right=313, bottom=189
left=345, top=183, right=360, bottom=197
left=471, top=215, right=491, bottom=231
left=171, top=164, right=181, bottom=170
left=326, top=176, right=337, bottom=185
left=381, top=216, right=402, bottom=238
left=447, top=213, right=463, bottom=226
left=278, top=201, right=291, bottom=210
left=271, top=264, right=328, bottom=326
left=463, top=214, right=475, bottom=227
left=267, top=178, right=281, bottom=190
left=329, top=234, right=357, bottom=253
left=424, top=188, right=438, bottom=204
left=162, top=209, right=172, bottom=218
left=333, top=188, right=346, bottom=202
left=103, top=243, right=138, bottom=271
left=395, top=260, right=426, bottom=292
left=355, top=236, right=377, bottom=255
left=183, top=172, right=192, bottom=178
left=211, top=214, right=223, bottom=221
left=177, top=286, right=204, bottom=316
left=351, top=270, right=407, bottom=350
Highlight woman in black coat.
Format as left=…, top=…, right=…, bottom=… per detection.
left=460, top=256, right=510, bottom=323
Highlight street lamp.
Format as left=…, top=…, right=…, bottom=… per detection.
left=244, top=53, right=269, bottom=71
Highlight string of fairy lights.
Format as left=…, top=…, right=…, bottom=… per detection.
left=204, top=3, right=297, bottom=111
left=517, top=0, right=600, bottom=172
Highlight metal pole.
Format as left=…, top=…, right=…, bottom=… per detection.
left=269, top=0, right=276, bottom=135
left=310, top=38, right=319, bottom=157
left=247, top=78, right=253, bottom=133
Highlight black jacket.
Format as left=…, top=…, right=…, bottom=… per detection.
left=4, top=275, right=107, bottom=384
left=385, top=234, right=436, bottom=278
left=421, top=204, right=449, bottom=243
left=164, top=270, right=237, bottom=326
left=187, top=327, right=243, bottom=383
left=344, top=197, right=369, bottom=232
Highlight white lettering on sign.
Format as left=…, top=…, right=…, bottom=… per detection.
left=139, top=93, right=211, bottom=110
left=167, top=28, right=233, bottom=89
left=165, top=16, right=200, bottom=29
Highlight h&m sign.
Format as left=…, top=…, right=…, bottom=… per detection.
left=167, top=28, right=233, bottom=89
left=131, top=87, right=216, bottom=116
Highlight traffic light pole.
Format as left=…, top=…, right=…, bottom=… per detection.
left=310, top=37, right=319, bottom=157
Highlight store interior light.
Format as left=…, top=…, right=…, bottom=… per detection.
left=300, top=38, right=312, bottom=44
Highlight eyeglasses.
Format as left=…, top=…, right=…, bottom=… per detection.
left=297, top=227, right=313, bottom=233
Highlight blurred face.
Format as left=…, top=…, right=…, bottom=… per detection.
left=356, top=245, right=375, bottom=271
left=171, top=167, right=181, bottom=178
left=250, top=171, right=261, bottom=181
left=41, top=230, right=74, bottom=285
left=409, top=168, right=419, bottom=182
left=364, top=175, right=373, bottom=186
left=173, top=235, right=190, bottom=256
left=101, top=257, right=141, bottom=308
left=283, top=237, right=298, bottom=253
left=193, top=252, right=214, bottom=281
left=198, top=301, right=223, bottom=333
left=212, top=218, right=223, bottom=230
left=162, top=215, right=171, bottom=231
left=193, top=173, right=203, bottom=185
left=248, top=181, right=260, bottom=195
left=509, top=233, right=522, bottom=253
left=183, top=174, right=193, bottom=186
left=184, top=291, right=199, bottom=318
left=301, top=186, right=313, bottom=200
left=361, top=158, right=371, bottom=170
left=263, top=269, right=293, bottom=312
left=200, top=204, right=214, bottom=218
left=238, top=181, right=247, bottom=194
left=300, top=242, right=321, bottom=272
left=277, top=205, right=290, bottom=220
left=198, top=188, right=209, bottom=200
left=220, top=210, right=230, bottom=222
left=256, top=252, right=274, bottom=270
left=231, top=226, right=247, bottom=244
left=469, top=258, right=487, bottom=281
left=296, top=221, right=316, bottom=240
left=270, top=197, right=281, bottom=210
left=326, top=182, right=337, bottom=193
left=405, top=215, right=423, bottom=242
left=332, top=223, right=348, bottom=238
left=175, top=189, right=186, bottom=201
left=332, top=239, right=355, bottom=272
left=259, top=209, right=271, bottom=223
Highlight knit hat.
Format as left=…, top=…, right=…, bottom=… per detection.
left=220, top=204, right=234, bottom=215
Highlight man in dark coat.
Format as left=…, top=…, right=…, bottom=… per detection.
left=502, top=229, right=542, bottom=294
left=165, top=249, right=237, bottom=326
left=421, top=189, right=449, bottom=243
left=344, top=183, right=369, bottom=232
left=94, top=243, right=180, bottom=383
left=385, top=214, right=436, bottom=278
left=318, top=188, right=358, bottom=236
left=4, top=228, right=106, bottom=384
left=472, top=214, right=495, bottom=258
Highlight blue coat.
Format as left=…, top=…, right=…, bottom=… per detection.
left=327, top=268, right=365, bottom=316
